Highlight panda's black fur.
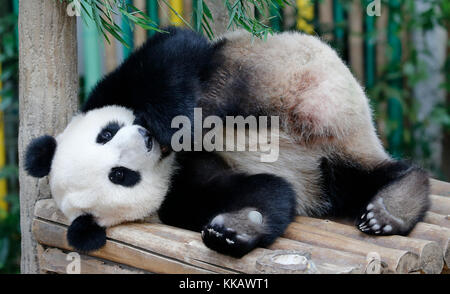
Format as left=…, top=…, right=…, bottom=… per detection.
left=25, top=27, right=430, bottom=257
left=82, top=27, right=221, bottom=146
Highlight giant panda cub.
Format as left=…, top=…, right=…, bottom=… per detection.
left=25, top=27, right=430, bottom=257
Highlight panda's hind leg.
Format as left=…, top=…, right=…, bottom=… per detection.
left=321, top=158, right=430, bottom=236
left=357, top=166, right=430, bottom=235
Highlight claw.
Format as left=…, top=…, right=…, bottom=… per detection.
left=226, top=238, right=235, bottom=245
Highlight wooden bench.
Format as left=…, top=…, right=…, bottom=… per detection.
left=32, top=179, right=450, bottom=274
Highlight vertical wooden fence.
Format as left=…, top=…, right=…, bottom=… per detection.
left=18, top=0, right=78, bottom=273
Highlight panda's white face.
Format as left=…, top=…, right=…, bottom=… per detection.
left=49, top=106, right=176, bottom=227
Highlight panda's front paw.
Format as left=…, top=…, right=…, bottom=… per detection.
left=201, top=209, right=265, bottom=258
left=357, top=197, right=406, bottom=236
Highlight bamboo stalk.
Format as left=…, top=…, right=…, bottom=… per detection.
left=296, top=0, right=314, bottom=34
left=122, top=0, right=134, bottom=58
left=133, top=0, right=148, bottom=47
left=386, top=0, right=403, bottom=158
left=147, top=0, right=159, bottom=37
left=269, top=1, right=282, bottom=32
left=424, top=211, right=450, bottom=229
left=34, top=199, right=364, bottom=274
left=333, top=0, right=346, bottom=56
left=270, top=238, right=366, bottom=273
left=0, top=62, right=7, bottom=212
left=19, top=0, right=78, bottom=273
left=295, top=216, right=444, bottom=274
left=376, top=2, right=388, bottom=75
left=348, top=0, right=364, bottom=83
left=318, top=0, right=333, bottom=42
left=284, top=222, right=418, bottom=273
left=431, top=179, right=450, bottom=197
left=409, top=222, right=450, bottom=268
left=39, top=247, right=146, bottom=274
left=169, top=0, right=183, bottom=26
left=364, top=0, right=376, bottom=89
left=429, top=195, right=450, bottom=215
left=82, top=4, right=102, bottom=97
left=33, top=219, right=216, bottom=274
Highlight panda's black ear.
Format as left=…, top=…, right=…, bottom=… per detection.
left=24, top=135, right=57, bottom=178
left=67, top=214, right=106, bottom=253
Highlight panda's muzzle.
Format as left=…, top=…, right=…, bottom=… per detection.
left=138, top=127, right=153, bottom=152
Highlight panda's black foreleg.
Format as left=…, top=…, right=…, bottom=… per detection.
left=199, top=173, right=297, bottom=257
left=158, top=164, right=297, bottom=258
left=320, top=157, right=430, bottom=236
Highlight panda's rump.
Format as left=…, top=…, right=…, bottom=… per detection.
left=208, top=30, right=376, bottom=146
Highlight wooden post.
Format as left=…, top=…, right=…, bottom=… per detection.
left=133, top=0, right=148, bottom=47
left=204, top=0, right=229, bottom=36
left=18, top=0, right=78, bottom=273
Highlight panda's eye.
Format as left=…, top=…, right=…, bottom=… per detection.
left=109, top=167, right=141, bottom=187
left=97, top=122, right=122, bottom=144
left=101, top=131, right=112, bottom=141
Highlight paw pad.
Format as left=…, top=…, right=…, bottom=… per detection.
left=201, top=210, right=264, bottom=258
left=357, top=198, right=405, bottom=236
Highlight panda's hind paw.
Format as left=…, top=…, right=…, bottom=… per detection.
left=201, top=209, right=265, bottom=258
left=356, top=197, right=406, bottom=236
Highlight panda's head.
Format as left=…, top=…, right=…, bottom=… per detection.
left=24, top=106, right=176, bottom=252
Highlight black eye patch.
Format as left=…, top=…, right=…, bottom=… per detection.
left=96, top=121, right=123, bottom=144
left=109, top=166, right=141, bottom=187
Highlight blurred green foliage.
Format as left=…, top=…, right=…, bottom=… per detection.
left=0, top=0, right=20, bottom=274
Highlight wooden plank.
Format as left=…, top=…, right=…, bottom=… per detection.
left=34, top=199, right=365, bottom=273
left=295, top=217, right=444, bottom=274
left=270, top=238, right=367, bottom=274
left=424, top=211, right=450, bottom=229
left=18, top=0, right=79, bottom=274
left=318, top=0, right=333, bottom=42
left=184, top=0, right=193, bottom=26
left=39, top=247, right=146, bottom=274
left=282, top=1, right=296, bottom=30
left=409, top=222, right=450, bottom=268
left=149, top=223, right=363, bottom=274
left=429, top=195, right=450, bottom=215
left=158, top=0, right=170, bottom=27
left=133, top=0, right=148, bottom=47
left=284, top=222, right=418, bottom=273
left=348, top=0, right=364, bottom=83
left=431, top=179, right=450, bottom=197
left=32, top=219, right=217, bottom=274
